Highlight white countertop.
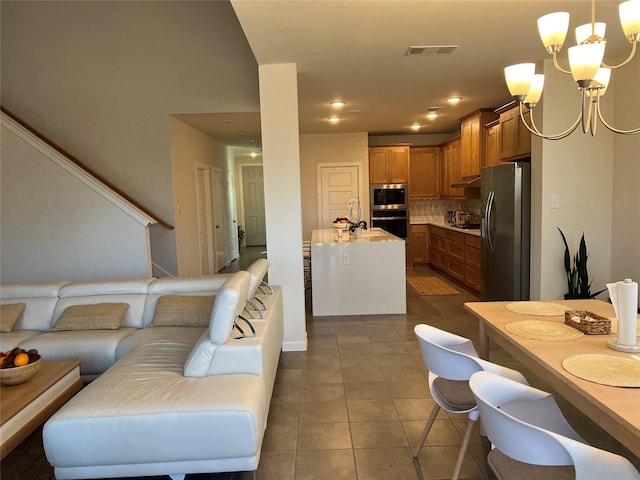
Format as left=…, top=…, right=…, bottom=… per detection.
left=410, top=219, right=481, bottom=237
left=311, top=227, right=403, bottom=244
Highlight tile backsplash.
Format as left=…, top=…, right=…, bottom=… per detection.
left=409, top=198, right=481, bottom=223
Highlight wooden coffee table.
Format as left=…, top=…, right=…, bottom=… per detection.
left=0, top=360, right=82, bottom=459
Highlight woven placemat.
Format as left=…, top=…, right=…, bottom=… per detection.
left=505, top=320, right=584, bottom=341
left=506, top=301, right=570, bottom=316
left=610, top=316, right=640, bottom=336
left=562, top=354, right=640, bottom=387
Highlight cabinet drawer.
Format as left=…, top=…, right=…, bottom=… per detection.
left=446, top=229, right=466, bottom=244
left=447, top=240, right=465, bottom=262
left=466, top=245, right=481, bottom=268
left=447, top=257, right=465, bottom=282
left=465, top=234, right=481, bottom=248
left=431, top=226, right=447, bottom=237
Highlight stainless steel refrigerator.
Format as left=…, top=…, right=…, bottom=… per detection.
left=480, top=162, right=531, bottom=301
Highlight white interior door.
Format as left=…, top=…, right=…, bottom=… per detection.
left=242, top=165, right=266, bottom=246
left=211, top=167, right=228, bottom=271
left=195, top=164, right=214, bottom=275
left=318, top=165, right=360, bottom=228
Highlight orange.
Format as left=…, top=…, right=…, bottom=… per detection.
left=14, top=352, right=29, bottom=367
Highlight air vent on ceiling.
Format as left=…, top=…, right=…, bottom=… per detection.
left=406, top=45, right=458, bottom=56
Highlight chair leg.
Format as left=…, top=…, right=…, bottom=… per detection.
left=413, top=403, right=441, bottom=458
left=451, top=417, right=477, bottom=480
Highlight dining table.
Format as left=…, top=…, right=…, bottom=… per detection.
left=464, top=298, right=640, bottom=458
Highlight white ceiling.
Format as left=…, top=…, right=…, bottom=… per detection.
left=182, top=0, right=632, bottom=150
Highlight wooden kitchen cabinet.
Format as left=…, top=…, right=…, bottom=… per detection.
left=409, top=147, right=439, bottom=198
left=498, top=103, right=531, bottom=161
left=428, top=225, right=482, bottom=294
left=439, top=138, right=465, bottom=199
left=369, top=146, right=409, bottom=184
left=484, top=119, right=500, bottom=167
left=460, top=109, right=498, bottom=179
left=409, top=224, right=429, bottom=266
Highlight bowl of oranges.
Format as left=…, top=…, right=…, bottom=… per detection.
left=0, top=347, right=42, bottom=385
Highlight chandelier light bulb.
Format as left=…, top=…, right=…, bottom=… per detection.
left=504, top=63, right=536, bottom=99
left=524, top=74, right=545, bottom=106
left=620, top=0, right=640, bottom=41
left=568, top=43, right=605, bottom=83
left=589, top=67, right=612, bottom=96
left=575, top=22, right=607, bottom=44
left=538, top=12, right=570, bottom=53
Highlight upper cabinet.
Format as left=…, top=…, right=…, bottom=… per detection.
left=460, top=109, right=498, bottom=179
left=409, top=147, right=440, bottom=199
left=484, top=119, right=500, bottom=168
left=439, top=138, right=466, bottom=199
left=498, top=103, right=531, bottom=161
left=369, top=146, right=410, bottom=184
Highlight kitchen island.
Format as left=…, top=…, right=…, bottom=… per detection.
left=311, top=227, right=406, bottom=316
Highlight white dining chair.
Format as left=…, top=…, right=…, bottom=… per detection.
left=413, top=324, right=528, bottom=480
left=469, top=370, right=640, bottom=480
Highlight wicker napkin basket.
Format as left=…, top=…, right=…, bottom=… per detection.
left=564, top=310, right=611, bottom=335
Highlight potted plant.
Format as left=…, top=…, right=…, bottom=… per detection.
left=348, top=220, right=367, bottom=239
left=558, top=228, right=606, bottom=299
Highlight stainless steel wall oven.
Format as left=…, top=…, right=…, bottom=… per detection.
left=371, top=209, right=408, bottom=240
left=370, top=184, right=408, bottom=210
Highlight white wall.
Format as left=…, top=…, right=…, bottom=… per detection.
left=299, top=132, right=369, bottom=240
left=168, top=117, right=231, bottom=277
left=1, top=124, right=151, bottom=282
left=611, top=58, right=640, bottom=288
left=0, top=1, right=259, bottom=277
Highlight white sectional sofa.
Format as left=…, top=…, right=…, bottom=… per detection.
left=0, top=259, right=283, bottom=479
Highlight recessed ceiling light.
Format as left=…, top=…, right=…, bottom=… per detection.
left=330, top=101, right=345, bottom=107
left=411, top=123, right=421, bottom=131
left=328, top=116, right=341, bottom=123
left=447, top=97, right=463, bottom=105
left=425, top=111, right=439, bottom=120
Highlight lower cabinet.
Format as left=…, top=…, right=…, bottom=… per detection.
left=409, top=224, right=428, bottom=266
left=427, top=225, right=482, bottom=294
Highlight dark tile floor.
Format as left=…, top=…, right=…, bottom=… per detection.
left=2, top=249, right=637, bottom=480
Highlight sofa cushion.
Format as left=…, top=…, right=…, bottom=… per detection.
left=183, top=331, right=219, bottom=377
left=246, top=258, right=270, bottom=299
left=182, top=271, right=251, bottom=377
left=1, top=303, right=25, bottom=332
left=150, top=295, right=215, bottom=327
left=208, top=271, right=251, bottom=344
left=52, top=303, right=128, bottom=331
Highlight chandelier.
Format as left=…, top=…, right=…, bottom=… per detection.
left=504, top=0, right=640, bottom=140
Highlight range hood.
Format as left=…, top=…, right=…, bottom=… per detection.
left=451, top=175, right=481, bottom=188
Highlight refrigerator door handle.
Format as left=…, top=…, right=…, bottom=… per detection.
left=486, top=190, right=495, bottom=253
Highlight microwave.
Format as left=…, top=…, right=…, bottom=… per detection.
left=370, top=183, right=408, bottom=210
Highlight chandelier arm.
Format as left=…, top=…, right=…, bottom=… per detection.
left=595, top=96, right=640, bottom=135
left=591, top=97, right=598, bottom=136
left=521, top=102, right=582, bottom=140
left=602, top=42, right=637, bottom=69
left=552, top=52, right=572, bottom=75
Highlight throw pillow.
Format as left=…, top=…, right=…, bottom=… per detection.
left=150, top=295, right=215, bottom=327
left=53, top=303, right=128, bottom=331
left=0, top=303, right=26, bottom=333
